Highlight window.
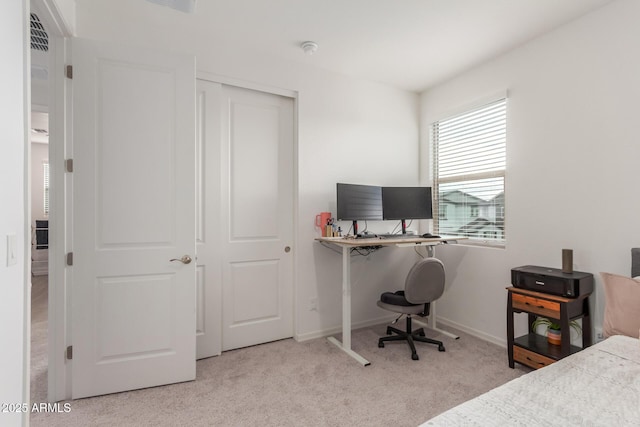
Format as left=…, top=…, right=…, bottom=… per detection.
left=43, top=161, right=49, bottom=216
left=431, top=98, right=507, bottom=245
left=439, top=204, right=448, bottom=220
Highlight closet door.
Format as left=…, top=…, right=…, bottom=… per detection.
left=220, top=85, right=294, bottom=350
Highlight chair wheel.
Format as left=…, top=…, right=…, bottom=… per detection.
left=378, top=342, right=384, bottom=348
left=438, top=344, right=445, bottom=352
left=418, top=330, right=425, bottom=336
left=411, top=353, right=419, bottom=360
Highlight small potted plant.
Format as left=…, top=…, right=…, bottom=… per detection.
left=531, top=317, right=581, bottom=346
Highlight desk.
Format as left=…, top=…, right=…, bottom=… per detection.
left=316, top=235, right=467, bottom=365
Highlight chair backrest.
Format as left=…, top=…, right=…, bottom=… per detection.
left=632, top=248, right=640, bottom=277
left=404, top=258, right=445, bottom=304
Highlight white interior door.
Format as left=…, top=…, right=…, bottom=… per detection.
left=221, top=85, right=294, bottom=351
left=195, top=79, right=222, bottom=359
left=71, top=38, right=196, bottom=399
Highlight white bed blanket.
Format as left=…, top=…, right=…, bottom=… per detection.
left=423, top=335, right=640, bottom=426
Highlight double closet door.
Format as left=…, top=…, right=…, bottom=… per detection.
left=196, top=80, right=295, bottom=358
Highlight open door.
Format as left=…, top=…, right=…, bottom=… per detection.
left=71, top=38, right=196, bottom=398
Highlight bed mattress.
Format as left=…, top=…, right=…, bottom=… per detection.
left=423, top=335, right=640, bottom=426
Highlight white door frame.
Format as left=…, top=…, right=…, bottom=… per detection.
left=30, top=0, right=73, bottom=402
left=47, top=34, right=72, bottom=403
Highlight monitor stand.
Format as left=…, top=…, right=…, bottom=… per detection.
left=352, top=220, right=364, bottom=238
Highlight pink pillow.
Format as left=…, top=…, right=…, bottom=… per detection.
left=600, top=272, right=640, bottom=338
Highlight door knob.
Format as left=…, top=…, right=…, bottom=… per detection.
left=284, top=246, right=291, bottom=253
left=170, top=255, right=192, bottom=264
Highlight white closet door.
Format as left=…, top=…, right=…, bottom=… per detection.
left=71, top=38, right=196, bottom=398
left=220, top=85, right=294, bottom=351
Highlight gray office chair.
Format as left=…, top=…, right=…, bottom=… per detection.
left=377, top=257, right=446, bottom=360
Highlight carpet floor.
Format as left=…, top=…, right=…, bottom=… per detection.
left=30, top=276, right=529, bottom=426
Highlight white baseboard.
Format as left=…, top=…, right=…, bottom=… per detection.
left=435, top=316, right=507, bottom=348
left=295, top=314, right=508, bottom=350
left=295, top=314, right=397, bottom=342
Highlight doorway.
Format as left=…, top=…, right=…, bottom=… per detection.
left=29, top=108, right=50, bottom=404
left=29, top=0, right=72, bottom=403
left=29, top=6, right=53, bottom=404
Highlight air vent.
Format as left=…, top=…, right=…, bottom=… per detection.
left=30, top=13, right=49, bottom=52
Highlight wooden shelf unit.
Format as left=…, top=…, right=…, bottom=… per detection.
left=507, top=286, right=592, bottom=369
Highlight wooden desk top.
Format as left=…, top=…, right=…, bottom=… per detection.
left=315, top=235, right=467, bottom=247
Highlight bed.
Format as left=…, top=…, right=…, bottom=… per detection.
left=423, top=249, right=640, bottom=426
left=423, top=334, right=640, bottom=426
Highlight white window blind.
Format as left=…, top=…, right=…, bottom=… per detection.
left=432, top=98, right=506, bottom=245
left=43, top=161, right=50, bottom=216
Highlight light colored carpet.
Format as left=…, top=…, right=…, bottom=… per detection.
left=30, top=276, right=529, bottom=426
left=30, top=274, right=49, bottom=405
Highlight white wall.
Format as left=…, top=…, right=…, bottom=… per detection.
left=0, top=0, right=29, bottom=426
left=420, top=0, right=640, bottom=345
left=51, top=0, right=75, bottom=35
left=74, top=2, right=421, bottom=339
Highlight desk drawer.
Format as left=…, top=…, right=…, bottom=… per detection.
left=512, top=293, right=560, bottom=318
left=513, top=345, right=554, bottom=369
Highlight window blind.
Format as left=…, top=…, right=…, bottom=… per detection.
left=43, top=162, right=49, bottom=216
left=432, top=98, right=507, bottom=245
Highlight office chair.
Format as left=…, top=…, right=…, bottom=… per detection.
left=377, top=257, right=446, bottom=360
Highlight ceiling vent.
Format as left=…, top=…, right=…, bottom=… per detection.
left=30, top=13, right=49, bottom=52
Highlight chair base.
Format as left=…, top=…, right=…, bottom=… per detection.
left=378, top=315, right=445, bottom=360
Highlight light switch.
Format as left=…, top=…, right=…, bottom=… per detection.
left=7, top=234, right=17, bottom=266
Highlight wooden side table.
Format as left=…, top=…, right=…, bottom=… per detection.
left=507, top=286, right=592, bottom=369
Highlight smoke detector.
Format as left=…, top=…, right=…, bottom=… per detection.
left=301, top=41, right=319, bottom=55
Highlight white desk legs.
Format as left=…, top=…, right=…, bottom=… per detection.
left=326, top=246, right=371, bottom=366
left=425, top=302, right=460, bottom=340
left=422, top=244, right=460, bottom=340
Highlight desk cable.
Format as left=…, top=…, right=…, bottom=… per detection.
left=317, top=241, right=382, bottom=257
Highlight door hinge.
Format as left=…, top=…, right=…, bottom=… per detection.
left=65, top=65, right=73, bottom=79
left=66, top=345, right=73, bottom=360
left=66, top=252, right=73, bottom=266
left=65, top=158, right=73, bottom=173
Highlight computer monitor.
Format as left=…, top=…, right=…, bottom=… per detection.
left=382, top=186, right=433, bottom=234
left=336, top=183, right=383, bottom=236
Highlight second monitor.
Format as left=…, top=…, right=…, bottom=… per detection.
left=382, top=186, right=433, bottom=235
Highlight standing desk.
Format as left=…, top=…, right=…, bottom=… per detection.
left=315, top=235, right=467, bottom=366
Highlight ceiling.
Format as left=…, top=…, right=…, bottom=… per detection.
left=130, top=0, right=615, bottom=92
left=39, top=0, right=616, bottom=94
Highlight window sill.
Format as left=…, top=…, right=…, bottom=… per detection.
left=448, top=240, right=505, bottom=250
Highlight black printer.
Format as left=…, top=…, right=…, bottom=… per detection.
left=511, top=265, right=594, bottom=298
